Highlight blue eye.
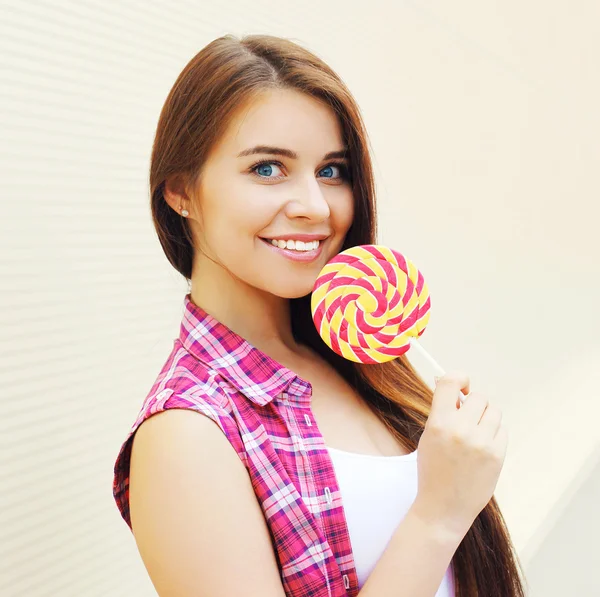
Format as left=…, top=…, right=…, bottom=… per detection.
left=254, top=162, right=282, bottom=178
left=248, top=160, right=351, bottom=182
left=320, top=165, right=337, bottom=178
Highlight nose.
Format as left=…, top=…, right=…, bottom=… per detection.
left=285, top=177, right=331, bottom=221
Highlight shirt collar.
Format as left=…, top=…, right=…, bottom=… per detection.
left=178, top=293, right=305, bottom=406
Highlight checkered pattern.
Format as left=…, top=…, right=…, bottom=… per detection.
left=113, top=293, right=358, bottom=596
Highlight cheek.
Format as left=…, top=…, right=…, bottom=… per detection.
left=335, top=192, right=355, bottom=233
left=209, top=187, right=267, bottom=236
left=243, top=197, right=285, bottom=234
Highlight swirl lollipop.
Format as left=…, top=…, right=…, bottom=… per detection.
left=311, top=244, right=467, bottom=402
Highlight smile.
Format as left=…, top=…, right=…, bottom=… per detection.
left=259, top=237, right=325, bottom=263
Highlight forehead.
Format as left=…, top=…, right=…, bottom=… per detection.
left=222, top=88, right=345, bottom=154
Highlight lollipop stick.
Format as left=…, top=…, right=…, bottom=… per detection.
left=408, top=338, right=467, bottom=404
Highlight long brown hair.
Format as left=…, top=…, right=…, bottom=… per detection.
left=149, top=33, right=527, bottom=596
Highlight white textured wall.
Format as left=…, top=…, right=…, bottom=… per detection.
left=1, top=1, right=598, bottom=595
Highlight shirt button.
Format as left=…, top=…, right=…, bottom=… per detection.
left=324, top=487, right=333, bottom=504
left=304, top=413, right=312, bottom=427
left=343, top=574, right=350, bottom=589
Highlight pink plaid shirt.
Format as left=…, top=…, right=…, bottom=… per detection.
left=113, top=293, right=362, bottom=596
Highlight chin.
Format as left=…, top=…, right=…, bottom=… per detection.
left=269, top=279, right=316, bottom=300
left=277, top=287, right=315, bottom=300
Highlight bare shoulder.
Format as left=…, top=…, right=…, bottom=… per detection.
left=128, top=408, right=287, bottom=597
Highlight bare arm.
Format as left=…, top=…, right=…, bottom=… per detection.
left=129, top=408, right=464, bottom=597
left=357, top=503, right=464, bottom=597
left=128, top=408, right=287, bottom=597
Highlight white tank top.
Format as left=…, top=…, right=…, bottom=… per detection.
left=326, top=446, right=455, bottom=596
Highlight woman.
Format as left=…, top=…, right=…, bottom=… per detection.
left=113, top=33, right=527, bottom=596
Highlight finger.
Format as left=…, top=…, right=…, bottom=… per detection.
left=456, top=391, right=490, bottom=427
left=478, top=403, right=503, bottom=436
left=431, top=371, right=471, bottom=419
left=492, top=425, right=509, bottom=460
left=471, top=403, right=503, bottom=445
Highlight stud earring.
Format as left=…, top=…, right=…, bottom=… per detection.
left=180, top=207, right=189, bottom=217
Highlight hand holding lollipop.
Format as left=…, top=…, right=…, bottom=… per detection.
left=311, top=244, right=468, bottom=403
left=311, top=245, right=513, bottom=549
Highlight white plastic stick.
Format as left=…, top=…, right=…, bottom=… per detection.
left=408, top=337, right=467, bottom=404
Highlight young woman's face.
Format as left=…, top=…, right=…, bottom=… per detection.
left=192, top=88, right=355, bottom=299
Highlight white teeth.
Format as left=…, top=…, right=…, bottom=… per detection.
left=269, top=239, right=320, bottom=251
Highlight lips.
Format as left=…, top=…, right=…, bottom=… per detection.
left=260, top=236, right=325, bottom=262
left=260, top=238, right=320, bottom=250
left=259, top=234, right=330, bottom=242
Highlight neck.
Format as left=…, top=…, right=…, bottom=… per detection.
left=189, top=257, right=305, bottom=360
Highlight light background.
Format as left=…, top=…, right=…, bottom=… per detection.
left=1, top=1, right=598, bottom=595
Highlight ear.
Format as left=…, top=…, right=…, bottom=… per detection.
left=163, top=174, right=189, bottom=215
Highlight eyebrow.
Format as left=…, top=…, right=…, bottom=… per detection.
left=237, top=145, right=349, bottom=160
